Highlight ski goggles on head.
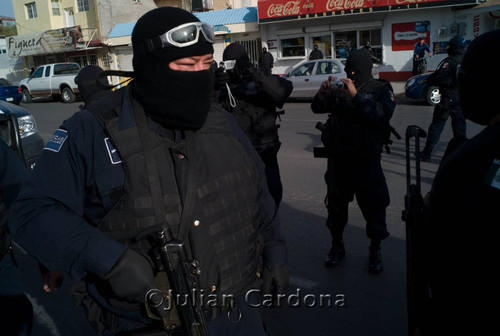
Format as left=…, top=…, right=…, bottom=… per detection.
left=140, top=22, right=215, bottom=53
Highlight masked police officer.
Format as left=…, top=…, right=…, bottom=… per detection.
left=420, top=35, right=467, bottom=162
left=9, top=7, right=288, bottom=335
left=414, top=29, right=500, bottom=336
left=0, top=140, right=32, bottom=336
left=311, top=48, right=395, bottom=274
left=218, top=42, right=293, bottom=207
left=75, top=65, right=111, bottom=108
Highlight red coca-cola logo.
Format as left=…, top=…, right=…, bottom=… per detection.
left=326, top=0, right=365, bottom=12
left=267, top=1, right=302, bottom=17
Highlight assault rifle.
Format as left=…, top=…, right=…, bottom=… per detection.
left=401, top=125, right=429, bottom=336
left=125, top=225, right=209, bottom=336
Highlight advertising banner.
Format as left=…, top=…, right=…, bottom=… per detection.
left=391, top=21, right=430, bottom=51
left=8, top=25, right=86, bottom=57
left=258, top=0, right=478, bottom=23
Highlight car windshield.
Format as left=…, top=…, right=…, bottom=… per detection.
left=0, top=78, right=13, bottom=86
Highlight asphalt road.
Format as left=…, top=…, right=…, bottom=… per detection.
left=13, top=97, right=484, bottom=336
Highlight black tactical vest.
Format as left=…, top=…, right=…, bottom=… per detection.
left=221, top=82, right=281, bottom=160
left=89, top=87, right=262, bottom=297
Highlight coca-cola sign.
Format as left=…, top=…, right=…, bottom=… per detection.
left=267, top=1, right=302, bottom=17
left=258, top=0, right=478, bottom=22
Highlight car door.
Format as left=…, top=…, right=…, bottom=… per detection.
left=28, top=66, right=49, bottom=96
left=287, top=61, right=317, bottom=98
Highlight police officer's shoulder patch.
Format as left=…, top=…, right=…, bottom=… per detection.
left=44, top=129, right=68, bottom=152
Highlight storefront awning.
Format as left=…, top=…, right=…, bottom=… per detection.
left=257, top=0, right=479, bottom=23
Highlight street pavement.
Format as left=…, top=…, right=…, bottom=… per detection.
left=13, top=97, right=484, bottom=336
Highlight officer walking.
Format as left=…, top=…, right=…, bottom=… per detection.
left=219, top=42, right=293, bottom=207
left=415, top=30, right=500, bottom=336
left=420, top=35, right=466, bottom=162
left=258, top=47, right=274, bottom=75
left=311, top=48, right=395, bottom=274
left=0, top=139, right=32, bottom=336
left=9, top=7, right=288, bottom=335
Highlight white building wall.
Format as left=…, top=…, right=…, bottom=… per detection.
left=261, top=6, right=497, bottom=79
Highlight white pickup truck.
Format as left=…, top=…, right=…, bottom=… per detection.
left=19, top=63, right=81, bottom=103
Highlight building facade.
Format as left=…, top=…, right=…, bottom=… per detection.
left=8, top=0, right=158, bottom=77
left=257, top=0, right=500, bottom=78
left=5, top=0, right=500, bottom=83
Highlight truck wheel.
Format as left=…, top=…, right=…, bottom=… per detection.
left=61, top=87, right=76, bottom=103
left=21, top=88, right=32, bottom=103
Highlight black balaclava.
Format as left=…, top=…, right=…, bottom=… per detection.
left=223, top=42, right=252, bottom=84
left=448, top=35, right=466, bottom=56
left=75, top=65, right=109, bottom=104
left=458, top=30, right=500, bottom=126
left=131, top=7, right=214, bottom=130
left=344, top=48, right=373, bottom=88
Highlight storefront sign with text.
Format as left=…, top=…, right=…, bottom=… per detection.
left=258, top=0, right=478, bottom=22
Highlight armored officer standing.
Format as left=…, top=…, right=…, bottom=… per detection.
left=311, top=48, right=395, bottom=274
left=415, top=30, right=500, bottom=336
left=219, top=42, right=293, bottom=207
left=0, top=140, right=32, bottom=336
left=9, top=7, right=288, bottom=335
left=420, top=35, right=467, bottom=162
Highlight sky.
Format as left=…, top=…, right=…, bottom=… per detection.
left=0, top=1, right=15, bottom=19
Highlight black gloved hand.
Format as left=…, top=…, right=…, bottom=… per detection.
left=214, top=66, right=230, bottom=90
left=262, top=264, right=289, bottom=296
left=104, top=249, right=156, bottom=304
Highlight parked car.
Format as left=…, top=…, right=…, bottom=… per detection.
left=19, top=62, right=80, bottom=104
left=283, top=59, right=347, bottom=99
left=0, top=78, right=22, bottom=105
left=405, top=73, right=441, bottom=106
left=0, top=100, right=44, bottom=169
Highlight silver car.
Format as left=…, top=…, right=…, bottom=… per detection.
left=283, top=59, right=346, bottom=99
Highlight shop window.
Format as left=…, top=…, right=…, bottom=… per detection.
left=52, top=0, right=61, bottom=15
left=311, top=35, right=332, bottom=59
left=26, top=2, right=38, bottom=19
left=334, top=31, right=357, bottom=59
left=280, top=37, right=305, bottom=57
left=360, top=29, right=383, bottom=63
left=77, top=0, right=90, bottom=12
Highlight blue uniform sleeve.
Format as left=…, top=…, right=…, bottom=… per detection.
left=8, top=110, right=126, bottom=281
left=0, top=140, right=28, bottom=208
left=224, top=110, right=287, bottom=267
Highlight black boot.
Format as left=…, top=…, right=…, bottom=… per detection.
left=368, top=239, right=383, bottom=274
left=325, top=242, right=345, bottom=268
